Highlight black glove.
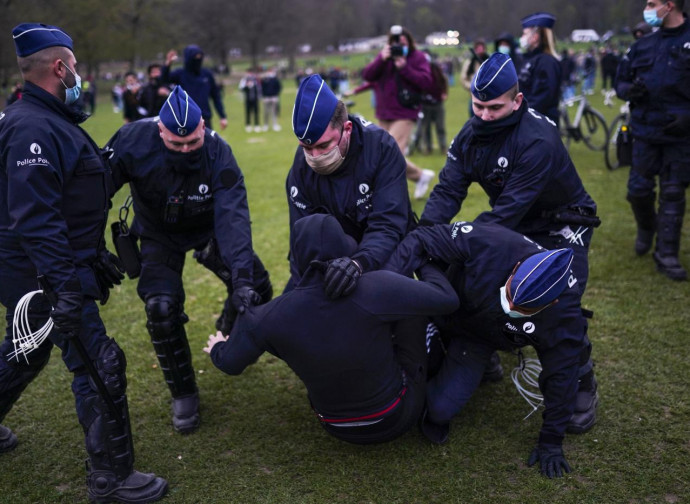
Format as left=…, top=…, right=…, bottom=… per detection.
left=627, top=79, right=648, bottom=104
left=527, top=443, right=572, bottom=478
left=93, top=249, right=125, bottom=305
left=50, top=290, right=83, bottom=338
left=663, top=114, right=690, bottom=137
left=324, top=257, right=362, bottom=299
left=231, top=285, right=261, bottom=314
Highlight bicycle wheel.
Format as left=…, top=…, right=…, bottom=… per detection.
left=605, top=114, right=626, bottom=171
left=580, top=107, right=609, bottom=151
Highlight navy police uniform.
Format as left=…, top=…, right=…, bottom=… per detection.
left=287, top=114, right=416, bottom=281
left=615, top=16, right=690, bottom=280
left=517, top=49, right=562, bottom=123
left=422, top=100, right=597, bottom=290
left=385, top=222, right=589, bottom=472
left=106, top=115, right=272, bottom=431
left=0, top=80, right=165, bottom=497
left=210, top=214, right=459, bottom=444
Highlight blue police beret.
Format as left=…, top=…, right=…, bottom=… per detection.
left=521, top=12, right=556, bottom=29
left=471, top=53, right=518, bottom=101
left=12, top=23, right=73, bottom=57
left=509, top=248, right=574, bottom=309
left=292, top=74, right=338, bottom=145
left=159, top=86, right=202, bottom=137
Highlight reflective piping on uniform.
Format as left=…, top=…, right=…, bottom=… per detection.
left=165, top=89, right=189, bottom=128
left=295, top=80, right=325, bottom=141
left=513, top=249, right=572, bottom=305
left=13, top=27, right=66, bottom=39
left=473, top=57, right=514, bottom=93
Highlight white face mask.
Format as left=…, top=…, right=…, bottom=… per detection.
left=500, top=285, right=529, bottom=318
left=303, top=129, right=349, bottom=175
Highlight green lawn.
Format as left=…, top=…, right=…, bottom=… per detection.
left=1, top=76, right=689, bottom=503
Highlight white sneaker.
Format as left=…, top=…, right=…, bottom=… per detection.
left=254, top=126, right=262, bottom=133
left=414, top=169, right=435, bottom=199
left=245, top=125, right=252, bottom=133
left=272, top=124, right=282, bottom=132
left=262, top=125, right=269, bottom=132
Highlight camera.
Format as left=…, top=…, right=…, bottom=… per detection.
left=390, top=44, right=404, bottom=57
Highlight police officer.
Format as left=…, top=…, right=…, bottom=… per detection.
left=204, top=214, right=459, bottom=444
left=0, top=23, right=167, bottom=503
left=286, top=74, right=417, bottom=297
left=615, top=0, right=690, bottom=281
left=421, top=53, right=599, bottom=434
left=385, top=221, right=594, bottom=478
left=106, top=86, right=272, bottom=433
left=517, top=12, right=562, bottom=123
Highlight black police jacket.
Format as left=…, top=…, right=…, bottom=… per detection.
left=106, top=120, right=255, bottom=288
left=210, top=214, right=459, bottom=420
left=616, top=18, right=690, bottom=143
left=518, top=48, right=562, bottom=123
left=286, top=114, right=416, bottom=278
left=421, top=101, right=596, bottom=236
left=385, top=221, right=586, bottom=446
left=0, top=82, right=110, bottom=297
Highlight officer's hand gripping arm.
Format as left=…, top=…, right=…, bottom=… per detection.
left=324, top=257, right=363, bottom=299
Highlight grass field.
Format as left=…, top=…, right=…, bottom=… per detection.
left=1, top=71, right=689, bottom=504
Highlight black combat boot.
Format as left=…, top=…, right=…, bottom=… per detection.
left=0, top=425, right=17, bottom=453
left=566, top=370, right=599, bottom=434
left=654, top=191, right=687, bottom=281
left=627, top=193, right=656, bottom=256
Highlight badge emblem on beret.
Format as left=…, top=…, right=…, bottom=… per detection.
left=478, top=92, right=487, bottom=100
left=177, top=127, right=187, bottom=136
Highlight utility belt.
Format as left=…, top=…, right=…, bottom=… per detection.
left=541, top=206, right=601, bottom=228
left=314, top=372, right=407, bottom=428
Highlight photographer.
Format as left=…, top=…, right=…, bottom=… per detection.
left=362, top=25, right=436, bottom=199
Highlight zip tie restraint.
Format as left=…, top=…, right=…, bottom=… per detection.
left=9, top=290, right=54, bottom=363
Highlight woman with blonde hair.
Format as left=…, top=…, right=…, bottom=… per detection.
left=517, top=12, right=562, bottom=123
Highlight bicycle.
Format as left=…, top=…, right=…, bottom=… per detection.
left=559, top=94, right=609, bottom=152
left=605, top=101, right=631, bottom=171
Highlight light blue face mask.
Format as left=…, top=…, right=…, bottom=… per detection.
left=498, top=45, right=511, bottom=55
left=643, top=4, right=667, bottom=27
left=60, top=61, right=82, bottom=105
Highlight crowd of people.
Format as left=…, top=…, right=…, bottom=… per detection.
left=1, top=2, right=689, bottom=500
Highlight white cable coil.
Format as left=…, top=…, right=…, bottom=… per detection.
left=510, top=357, right=544, bottom=420
left=9, top=290, right=53, bottom=363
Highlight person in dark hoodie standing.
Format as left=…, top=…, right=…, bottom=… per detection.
left=494, top=32, right=523, bottom=74
left=205, top=213, right=459, bottom=444
left=163, top=45, right=227, bottom=130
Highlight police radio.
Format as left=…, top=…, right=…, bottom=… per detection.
left=164, top=191, right=185, bottom=225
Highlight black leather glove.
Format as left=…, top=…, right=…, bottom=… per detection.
left=93, top=249, right=125, bottom=305
left=231, top=285, right=261, bottom=314
left=663, top=114, right=690, bottom=137
left=627, top=79, right=648, bottom=104
left=324, top=257, right=362, bottom=299
left=50, top=290, right=84, bottom=337
left=527, top=443, right=572, bottom=478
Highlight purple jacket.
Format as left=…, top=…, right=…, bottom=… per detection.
left=362, top=50, right=434, bottom=121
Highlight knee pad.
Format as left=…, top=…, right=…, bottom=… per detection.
left=90, top=338, right=127, bottom=397
left=145, top=294, right=187, bottom=339
left=659, top=181, right=685, bottom=204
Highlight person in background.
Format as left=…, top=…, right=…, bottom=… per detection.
left=239, top=70, right=261, bottom=133
left=517, top=12, right=562, bottom=123
left=461, top=39, right=490, bottom=118
left=615, top=0, right=690, bottom=281
left=361, top=25, right=436, bottom=199
left=163, top=45, right=227, bottom=130
left=261, top=68, right=282, bottom=132
left=139, top=63, right=171, bottom=118
left=122, top=71, right=146, bottom=123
